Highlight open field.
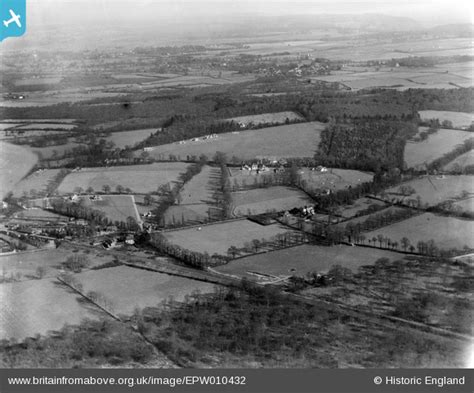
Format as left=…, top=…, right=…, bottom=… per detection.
left=31, top=141, right=89, bottom=160
left=225, top=111, right=304, bottom=126
left=0, top=90, right=127, bottom=107
left=79, top=195, right=141, bottom=224
left=15, top=123, right=77, bottom=130
left=0, top=247, right=115, bottom=282
left=336, top=197, right=387, bottom=219
left=75, top=265, right=216, bottom=316
left=14, top=208, right=68, bottom=221
left=232, top=186, right=313, bottom=216
left=443, top=150, right=474, bottom=171
left=164, top=220, right=292, bottom=255
left=104, top=129, right=156, bottom=149
left=0, top=123, right=22, bottom=130
left=299, top=168, right=374, bottom=191
left=419, top=110, right=474, bottom=129
left=165, top=165, right=220, bottom=223
left=0, top=119, right=78, bottom=124
left=142, top=122, right=325, bottom=161
left=404, top=129, right=473, bottom=168
left=0, top=142, right=38, bottom=200
left=0, top=279, right=98, bottom=341
left=384, top=175, right=474, bottom=206
left=312, top=67, right=472, bottom=90
left=11, top=169, right=62, bottom=197
left=453, top=198, right=474, bottom=213
left=57, top=163, right=188, bottom=194
left=364, top=213, right=474, bottom=250
left=215, top=244, right=404, bottom=280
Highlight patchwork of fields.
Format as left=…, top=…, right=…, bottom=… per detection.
left=57, top=163, right=188, bottom=194
left=142, top=122, right=325, bottom=161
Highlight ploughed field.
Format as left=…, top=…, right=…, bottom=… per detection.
left=215, top=244, right=404, bottom=281
left=57, top=162, right=189, bottom=194
left=163, top=220, right=293, bottom=255
left=141, top=122, right=325, bottom=161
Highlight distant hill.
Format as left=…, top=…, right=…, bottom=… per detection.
left=426, top=23, right=474, bottom=37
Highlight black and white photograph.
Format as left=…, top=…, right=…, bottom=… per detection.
left=0, top=1, right=472, bottom=392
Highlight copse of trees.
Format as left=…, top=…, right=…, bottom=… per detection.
left=314, top=120, right=416, bottom=172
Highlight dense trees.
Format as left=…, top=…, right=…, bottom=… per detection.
left=315, top=120, right=416, bottom=172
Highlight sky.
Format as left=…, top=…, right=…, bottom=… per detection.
left=1, top=0, right=472, bottom=51
left=25, top=0, right=473, bottom=25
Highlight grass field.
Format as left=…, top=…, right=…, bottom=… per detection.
left=0, top=247, right=115, bottom=282
left=299, top=168, right=374, bottom=191
left=164, top=220, right=292, bottom=255
left=443, top=150, right=474, bottom=171
left=0, top=142, right=38, bottom=200
left=364, top=213, right=474, bottom=250
left=336, top=197, right=387, bottom=219
left=453, top=198, right=474, bottom=213
left=57, top=163, right=188, bottom=194
left=215, top=244, right=404, bottom=280
left=15, top=123, right=77, bottom=130
left=104, top=129, right=156, bottom=149
left=31, top=141, right=89, bottom=160
left=75, top=266, right=216, bottom=316
left=0, top=279, right=98, bottom=341
left=0, top=123, right=22, bottom=131
left=142, top=122, right=325, bottom=161
left=232, top=186, right=313, bottom=216
left=225, top=111, right=304, bottom=125
left=384, top=175, right=474, bottom=206
left=80, top=195, right=141, bottom=224
left=11, top=169, right=62, bottom=197
left=419, top=111, right=474, bottom=129
left=163, top=165, right=220, bottom=224
left=404, top=129, right=473, bottom=168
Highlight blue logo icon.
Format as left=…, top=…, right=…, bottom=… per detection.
left=0, top=0, right=26, bottom=41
